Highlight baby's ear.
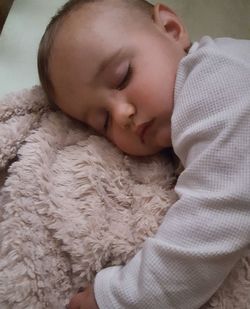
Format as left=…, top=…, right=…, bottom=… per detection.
left=152, top=3, right=189, bottom=49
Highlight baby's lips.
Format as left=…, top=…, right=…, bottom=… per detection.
left=135, top=119, right=153, bottom=143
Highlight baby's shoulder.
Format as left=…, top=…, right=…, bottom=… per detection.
left=192, top=36, right=250, bottom=65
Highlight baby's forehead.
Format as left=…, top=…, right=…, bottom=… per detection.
left=57, top=1, right=151, bottom=42
left=49, top=1, right=154, bottom=83
left=53, top=8, right=127, bottom=55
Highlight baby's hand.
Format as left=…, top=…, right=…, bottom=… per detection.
left=67, top=285, right=99, bottom=309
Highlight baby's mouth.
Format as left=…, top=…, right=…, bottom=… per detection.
left=136, top=120, right=154, bottom=144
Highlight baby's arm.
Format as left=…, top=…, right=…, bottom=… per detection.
left=92, top=37, right=250, bottom=309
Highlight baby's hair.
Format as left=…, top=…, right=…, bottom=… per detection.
left=37, top=0, right=153, bottom=109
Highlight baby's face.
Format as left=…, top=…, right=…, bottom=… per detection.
left=49, top=4, right=189, bottom=156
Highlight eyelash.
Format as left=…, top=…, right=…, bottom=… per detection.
left=103, top=64, right=133, bottom=131
left=117, top=64, right=133, bottom=90
left=104, top=112, right=110, bottom=131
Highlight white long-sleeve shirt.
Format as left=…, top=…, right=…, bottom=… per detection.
left=94, top=36, right=250, bottom=309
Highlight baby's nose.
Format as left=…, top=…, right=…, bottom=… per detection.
left=112, top=102, right=135, bottom=129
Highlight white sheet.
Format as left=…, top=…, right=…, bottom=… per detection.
left=0, top=0, right=66, bottom=98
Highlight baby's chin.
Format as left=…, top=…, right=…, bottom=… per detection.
left=121, top=143, right=164, bottom=157
left=154, top=124, right=172, bottom=149
left=112, top=126, right=171, bottom=156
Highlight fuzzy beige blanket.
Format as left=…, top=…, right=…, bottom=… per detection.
left=0, top=87, right=249, bottom=309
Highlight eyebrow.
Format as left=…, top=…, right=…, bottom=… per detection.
left=93, top=48, right=123, bottom=80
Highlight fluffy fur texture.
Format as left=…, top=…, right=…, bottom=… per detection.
left=0, top=87, right=249, bottom=308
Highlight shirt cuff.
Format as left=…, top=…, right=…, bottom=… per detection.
left=94, top=266, right=123, bottom=309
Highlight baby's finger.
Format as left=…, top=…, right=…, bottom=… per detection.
left=67, top=292, right=85, bottom=309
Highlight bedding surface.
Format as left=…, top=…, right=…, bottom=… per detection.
left=0, top=0, right=66, bottom=98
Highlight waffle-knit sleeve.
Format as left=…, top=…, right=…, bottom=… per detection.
left=94, top=37, right=250, bottom=309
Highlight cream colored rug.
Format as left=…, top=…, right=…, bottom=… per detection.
left=0, top=87, right=249, bottom=309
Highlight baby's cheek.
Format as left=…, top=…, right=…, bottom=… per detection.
left=110, top=131, right=135, bottom=154
left=109, top=130, right=138, bottom=155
